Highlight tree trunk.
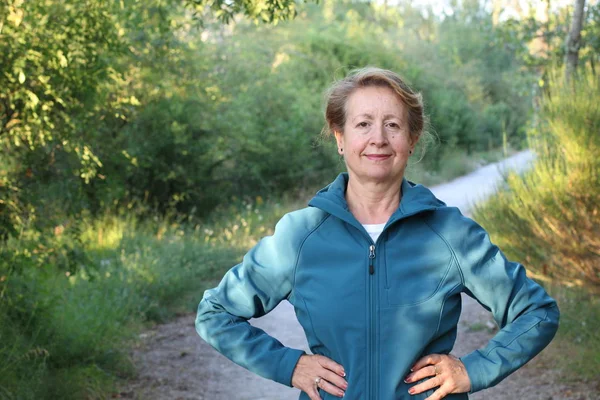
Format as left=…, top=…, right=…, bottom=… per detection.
left=565, top=0, right=586, bottom=81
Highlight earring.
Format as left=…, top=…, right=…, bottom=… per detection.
left=409, top=150, right=413, bottom=155
left=340, top=148, right=343, bottom=153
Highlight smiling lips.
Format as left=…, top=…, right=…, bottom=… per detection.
left=365, top=154, right=392, bottom=161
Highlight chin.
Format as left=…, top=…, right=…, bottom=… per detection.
left=361, top=170, right=403, bottom=183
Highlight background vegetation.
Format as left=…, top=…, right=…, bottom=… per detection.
left=1, top=0, right=599, bottom=398
left=473, top=64, right=600, bottom=381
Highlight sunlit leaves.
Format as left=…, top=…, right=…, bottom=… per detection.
left=0, top=0, right=124, bottom=159
left=186, top=0, right=319, bottom=25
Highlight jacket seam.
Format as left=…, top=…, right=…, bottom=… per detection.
left=423, top=218, right=553, bottom=361
left=383, top=219, right=454, bottom=307
left=423, top=219, right=465, bottom=286
left=290, top=213, right=331, bottom=300
left=435, top=281, right=462, bottom=335
left=300, top=295, right=318, bottom=348
left=481, top=302, right=549, bottom=358
left=384, top=258, right=454, bottom=308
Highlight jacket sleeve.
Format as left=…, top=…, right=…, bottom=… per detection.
left=195, top=213, right=306, bottom=387
left=444, top=209, right=560, bottom=393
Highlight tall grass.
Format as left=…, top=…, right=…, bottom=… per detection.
left=473, top=65, right=600, bottom=381
left=544, top=284, right=600, bottom=383
left=0, top=196, right=295, bottom=399
left=473, top=66, right=599, bottom=291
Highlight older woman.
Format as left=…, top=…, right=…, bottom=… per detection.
left=196, top=67, right=559, bottom=400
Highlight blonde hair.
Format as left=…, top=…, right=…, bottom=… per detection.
left=322, top=67, right=431, bottom=148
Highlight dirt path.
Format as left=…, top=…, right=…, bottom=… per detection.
left=119, top=151, right=599, bottom=400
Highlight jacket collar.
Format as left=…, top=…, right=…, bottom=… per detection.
left=308, top=172, right=445, bottom=235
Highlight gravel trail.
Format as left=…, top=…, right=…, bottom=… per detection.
left=119, top=151, right=599, bottom=400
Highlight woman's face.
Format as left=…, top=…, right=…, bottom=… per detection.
left=335, top=86, right=417, bottom=185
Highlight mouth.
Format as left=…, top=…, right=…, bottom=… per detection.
left=365, top=154, right=392, bottom=161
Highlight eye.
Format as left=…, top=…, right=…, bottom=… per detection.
left=386, top=122, right=400, bottom=129
left=357, top=121, right=369, bottom=128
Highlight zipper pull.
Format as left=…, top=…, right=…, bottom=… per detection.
left=369, top=245, right=375, bottom=275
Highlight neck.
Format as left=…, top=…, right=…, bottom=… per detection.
left=345, top=175, right=402, bottom=224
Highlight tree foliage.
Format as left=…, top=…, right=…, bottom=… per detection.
left=493, top=0, right=600, bottom=70
left=0, top=0, right=124, bottom=170
left=2, top=0, right=598, bottom=237
left=186, top=0, right=319, bottom=24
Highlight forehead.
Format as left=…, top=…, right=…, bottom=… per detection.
left=345, top=86, right=405, bottom=117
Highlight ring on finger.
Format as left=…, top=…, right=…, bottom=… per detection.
left=315, top=377, right=322, bottom=387
left=434, top=364, right=440, bottom=376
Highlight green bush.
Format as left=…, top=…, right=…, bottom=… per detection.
left=472, top=65, right=600, bottom=382
left=69, top=0, right=537, bottom=219
left=473, top=65, right=600, bottom=291
left=1, top=0, right=538, bottom=234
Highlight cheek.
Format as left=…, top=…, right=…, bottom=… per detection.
left=344, top=138, right=365, bottom=155
left=392, top=136, right=411, bottom=150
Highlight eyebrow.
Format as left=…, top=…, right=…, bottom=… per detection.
left=352, top=113, right=403, bottom=122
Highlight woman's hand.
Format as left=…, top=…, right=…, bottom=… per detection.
left=291, top=354, right=348, bottom=399
left=404, top=354, right=471, bottom=400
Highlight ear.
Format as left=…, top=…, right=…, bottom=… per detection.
left=409, top=132, right=420, bottom=152
left=334, top=130, right=344, bottom=155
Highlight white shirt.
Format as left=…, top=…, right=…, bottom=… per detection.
left=362, top=222, right=386, bottom=243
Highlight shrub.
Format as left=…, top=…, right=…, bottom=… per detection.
left=473, top=65, right=600, bottom=292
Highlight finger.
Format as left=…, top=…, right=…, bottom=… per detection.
left=411, top=354, right=442, bottom=371
left=318, top=378, right=345, bottom=398
left=425, top=382, right=452, bottom=400
left=404, top=365, right=438, bottom=383
left=408, top=376, right=442, bottom=396
left=321, top=368, right=348, bottom=392
left=317, top=355, right=346, bottom=377
left=307, top=384, right=322, bottom=400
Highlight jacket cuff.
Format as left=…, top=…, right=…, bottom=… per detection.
left=459, top=351, right=489, bottom=394
left=275, top=348, right=306, bottom=387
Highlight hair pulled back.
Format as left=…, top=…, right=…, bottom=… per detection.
left=322, top=67, right=429, bottom=145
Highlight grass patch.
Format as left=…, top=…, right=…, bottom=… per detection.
left=544, top=285, right=600, bottom=384
left=467, top=321, right=497, bottom=334
left=0, top=194, right=297, bottom=399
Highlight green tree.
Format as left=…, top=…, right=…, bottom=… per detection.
left=565, top=0, right=587, bottom=80
left=0, top=0, right=125, bottom=177
left=186, top=0, right=319, bottom=24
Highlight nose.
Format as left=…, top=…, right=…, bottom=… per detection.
left=370, top=123, right=388, bottom=147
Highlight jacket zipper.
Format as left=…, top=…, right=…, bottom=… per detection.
left=369, top=245, right=375, bottom=274
left=368, top=243, right=376, bottom=399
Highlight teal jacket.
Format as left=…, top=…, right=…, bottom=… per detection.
left=196, top=173, right=560, bottom=399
